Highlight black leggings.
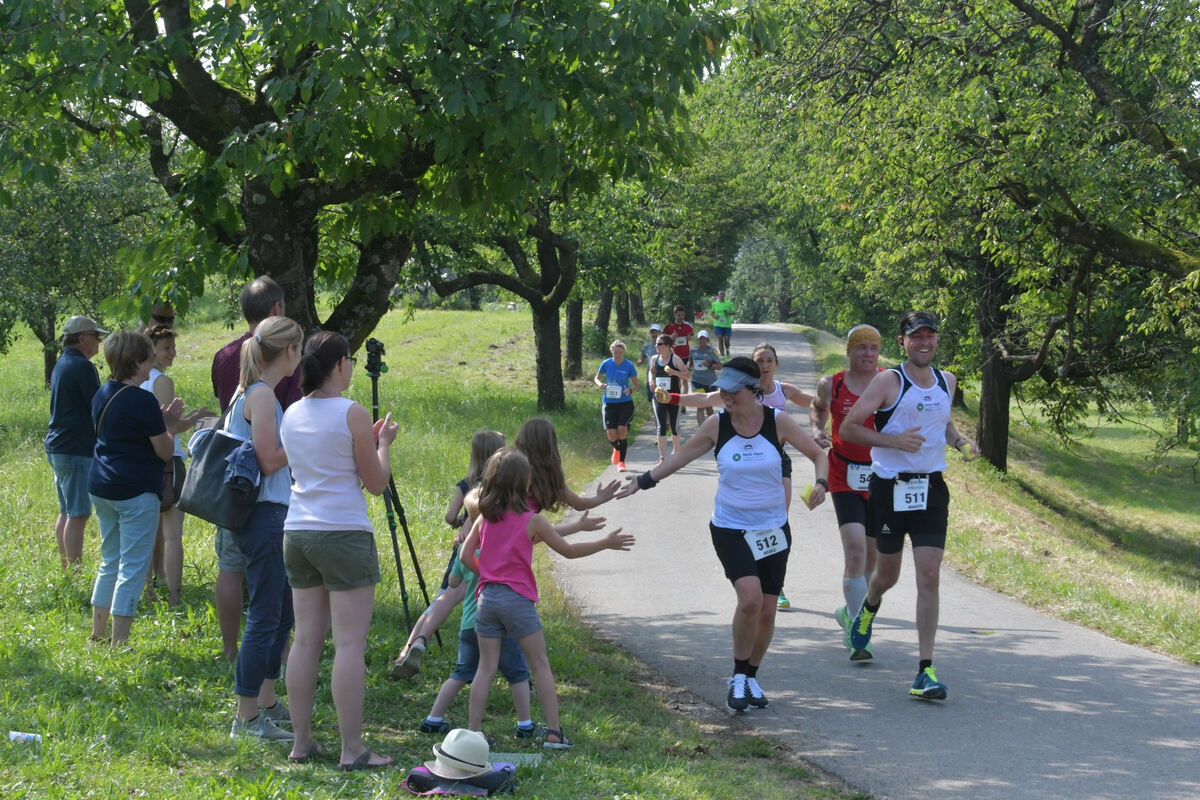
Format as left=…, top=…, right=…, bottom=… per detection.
left=654, top=401, right=680, bottom=436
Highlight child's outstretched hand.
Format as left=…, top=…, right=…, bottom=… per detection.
left=604, top=528, right=635, bottom=551
left=593, top=479, right=621, bottom=504
left=575, top=510, right=605, bottom=532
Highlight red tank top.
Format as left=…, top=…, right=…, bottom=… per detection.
left=829, top=370, right=877, bottom=495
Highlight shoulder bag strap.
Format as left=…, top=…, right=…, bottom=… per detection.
left=95, top=384, right=133, bottom=435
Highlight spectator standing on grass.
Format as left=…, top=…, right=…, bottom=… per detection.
left=281, top=332, right=397, bottom=769
left=211, top=276, right=302, bottom=660
left=809, top=325, right=884, bottom=655
left=141, top=324, right=215, bottom=607
left=227, top=316, right=303, bottom=742
left=620, top=357, right=828, bottom=713
left=840, top=312, right=977, bottom=699
left=46, top=315, right=107, bottom=568
left=710, top=291, right=735, bottom=357
left=636, top=323, right=663, bottom=402
left=594, top=339, right=638, bottom=472
left=88, top=330, right=183, bottom=647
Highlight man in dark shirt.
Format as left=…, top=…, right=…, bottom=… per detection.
left=46, top=315, right=107, bottom=567
left=209, top=276, right=302, bottom=659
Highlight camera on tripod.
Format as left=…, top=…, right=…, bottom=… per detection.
left=364, top=337, right=387, bottom=376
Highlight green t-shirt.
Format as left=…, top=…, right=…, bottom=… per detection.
left=451, top=553, right=480, bottom=631
left=711, top=299, right=734, bottom=326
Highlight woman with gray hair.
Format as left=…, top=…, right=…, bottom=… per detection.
left=88, top=330, right=183, bottom=646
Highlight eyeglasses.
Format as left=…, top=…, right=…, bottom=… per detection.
left=151, top=314, right=175, bottom=325
left=344, top=356, right=358, bottom=366
left=81, top=331, right=103, bottom=340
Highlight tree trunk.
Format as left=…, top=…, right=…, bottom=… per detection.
left=977, top=348, right=1011, bottom=471
left=564, top=298, right=583, bottom=380
left=34, top=303, right=58, bottom=388
left=594, top=287, right=613, bottom=341
left=630, top=290, right=646, bottom=326
left=532, top=302, right=566, bottom=410
left=615, top=291, right=631, bottom=333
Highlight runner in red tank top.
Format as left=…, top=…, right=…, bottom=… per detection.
left=810, top=324, right=884, bottom=656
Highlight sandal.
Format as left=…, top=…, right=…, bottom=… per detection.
left=541, top=728, right=574, bottom=750
left=288, top=741, right=327, bottom=763
left=339, top=750, right=394, bottom=771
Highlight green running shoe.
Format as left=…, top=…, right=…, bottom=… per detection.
left=909, top=666, right=948, bottom=700
left=776, top=593, right=790, bottom=609
left=834, top=605, right=851, bottom=648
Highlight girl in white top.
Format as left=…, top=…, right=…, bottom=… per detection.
left=281, top=331, right=398, bottom=770
left=141, top=324, right=214, bottom=607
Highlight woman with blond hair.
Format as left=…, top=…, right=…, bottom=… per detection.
left=227, top=316, right=304, bottom=742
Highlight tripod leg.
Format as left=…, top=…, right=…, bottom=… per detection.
left=390, top=475, right=442, bottom=648
left=381, top=486, right=413, bottom=633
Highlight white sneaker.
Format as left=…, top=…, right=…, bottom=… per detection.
left=746, top=677, right=768, bottom=709
left=231, top=713, right=294, bottom=741
left=726, top=674, right=749, bottom=713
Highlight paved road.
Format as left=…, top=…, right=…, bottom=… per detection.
left=555, top=323, right=1200, bottom=800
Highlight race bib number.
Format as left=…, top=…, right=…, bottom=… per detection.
left=675, top=336, right=687, bottom=346
left=846, top=463, right=872, bottom=493
left=655, top=377, right=671, bottom=391
left=893, top=476, right=929, bottom=511
left=743, top=528, right=787, bottom=560
left=605, top=384, right=623, bottom=400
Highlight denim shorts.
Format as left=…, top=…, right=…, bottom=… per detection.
left=47, top=453, right=93, bottom=518
left=215, top=526, right=248, bottom=572
left=475, top=583, right=542, bottom=640
left=451, top=628, right=530, bottom=684
left=283, top=529, right=381, bottom=591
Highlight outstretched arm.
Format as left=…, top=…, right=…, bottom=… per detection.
left=617, top=415, right=718, bottom=498
left=530, top=514, right=634, bottom=559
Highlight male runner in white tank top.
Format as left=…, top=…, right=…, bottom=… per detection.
left=838, top=312, right=977, bottom=700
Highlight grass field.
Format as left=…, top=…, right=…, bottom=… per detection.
left=0, top=309, right=855, bottom=800
left=801, top=324, right=1200, bottom=665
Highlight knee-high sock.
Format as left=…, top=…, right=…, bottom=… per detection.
left=844, top=575, right=868, bottom=614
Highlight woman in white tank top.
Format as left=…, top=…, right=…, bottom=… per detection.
left=280, top=332, right=398, bottom=769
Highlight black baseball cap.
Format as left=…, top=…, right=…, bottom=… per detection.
left=900, top=312, right=939, bottom=336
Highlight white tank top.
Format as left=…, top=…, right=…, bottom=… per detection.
left=871, top=363, right=951, bottom=479
left=141, top=368, right=183, bottom=457
left=758, top=381, right=787, bottom=411
left=280, top=396, right=372, bottom=532
left=711, top=408, right=787, bottom=529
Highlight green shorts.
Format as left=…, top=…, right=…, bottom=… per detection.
left=283, top=529, right=381, bottom=591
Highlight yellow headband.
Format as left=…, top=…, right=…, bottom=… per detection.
left=846, top=325, right=881, bottom=353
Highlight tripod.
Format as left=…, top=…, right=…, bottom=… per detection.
left=363, top=338, right=440, bottom=646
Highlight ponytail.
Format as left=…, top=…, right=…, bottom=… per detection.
left=239, top=315, right=303, bottom=391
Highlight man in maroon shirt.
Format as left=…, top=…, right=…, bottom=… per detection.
left=663, top=304, right=694, bottom=393
left=209, top=275, right=302, bottom=659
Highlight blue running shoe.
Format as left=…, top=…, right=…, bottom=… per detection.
left=776, top=593, right=790, bottom=610
left=849, top=604, right=876, bottom=654
left=909, top=666, right=948, bottom=700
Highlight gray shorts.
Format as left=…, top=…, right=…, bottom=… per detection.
left=475, top=583, right=543, bottom=640
left=215, top=526, right=247, bottom=572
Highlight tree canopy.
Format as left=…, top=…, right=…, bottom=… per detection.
left=0, top=0, right=745, bottom=358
